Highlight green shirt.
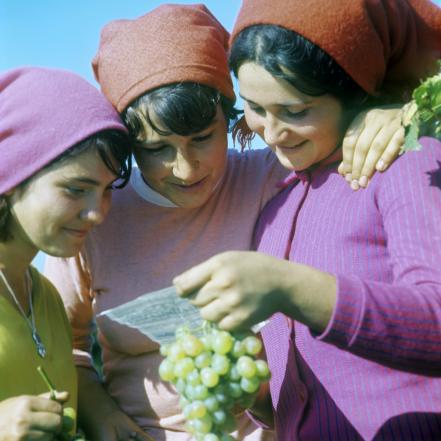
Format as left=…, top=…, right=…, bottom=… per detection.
left=0, top=266, right=77, bottom=410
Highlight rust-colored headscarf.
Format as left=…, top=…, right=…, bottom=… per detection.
left=93, top=3, right=235, bottom=113
left=231, top=0, right=441, bottom=97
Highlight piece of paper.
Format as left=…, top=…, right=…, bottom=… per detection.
left=98, top=286, right=203, bottom=344
left=98, top=285, right=269, bottom=345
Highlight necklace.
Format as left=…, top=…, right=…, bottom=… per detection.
left=0, top=268, right=46, bottom=358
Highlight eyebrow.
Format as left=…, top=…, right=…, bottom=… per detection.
left=65, top=177, right=103, bottom=186
left=239, top=93, right=309, bottom=107
left=139, top=119, right=219, bottom=148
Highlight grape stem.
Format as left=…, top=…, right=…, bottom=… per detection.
left=37, top=365, right=56, bottom=399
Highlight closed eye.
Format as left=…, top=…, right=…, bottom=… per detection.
left=192, top=131, right=214, bottom=143
left=138, top=144, right=169, bottom=155
left=284, top=108, right=308, bottom=119
left=64, top=186, right=87, bottom=197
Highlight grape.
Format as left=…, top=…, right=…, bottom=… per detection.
left=200, top=367, right=219, bottom=388
left=211, top=354, right=230, bottom=375
left=194, top=384, right=209, bottom=400
left=182, top=334, right=204, bottom=357
left=240, top=376, right=260, bottom=394
left=158, top=322, right=270, bottom=440
left=255, top=359, right=270, bottom=380
left=236, top=356, right=257, bottom=378
left=212, top=331, right=233, bottom=355
left=243, top=336, right=262, bottom=355
left=159, top=358, right=175, bottom=382
left=187, top=369, right=201, bottom=386
left=174, top=357, right=195, bottom=378
left=195, top=351, right=212, bottom=369
left=204, top=435, right=220, bottom=441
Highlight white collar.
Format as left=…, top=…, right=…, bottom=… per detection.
left=130, top=167, right=178, bottom=208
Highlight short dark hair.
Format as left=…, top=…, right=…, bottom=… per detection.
left=0, top=129, right=131, bottom=242
left=122, top=82, right=240, bottom=143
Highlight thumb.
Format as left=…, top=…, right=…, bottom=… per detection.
left=39, top=390, right=69, bottom=403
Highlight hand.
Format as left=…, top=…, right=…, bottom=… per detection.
left=338, top=105, right=404, bottom=190
left=174, top=251, right=287, bottom=331
left=0, top=393, right=65, bottom=441
left=82, top=408, right=153, bottom=441
left=174, top=251, right=336, bottom=332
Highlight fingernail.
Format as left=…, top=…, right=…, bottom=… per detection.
left=376, top=159, right=386, bottom=171
left=351, top=180, right=359, bottom=191
left=359, top=176, right=368, bottom=188
left=345, top=173, right=352, bottom=183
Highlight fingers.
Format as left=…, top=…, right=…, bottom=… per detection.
left=174, top=252, right=235, bottom=296
left=373, top=126, right=404, bottom=172
left=173, top=256, right=219, bottom=296
left=32, top=395, right=63, bottom=414
left=341, top=106, right=404, bottom=190
left=39, top=390, right=69, bottom=404
left=340, top=112, right=366, bottom=178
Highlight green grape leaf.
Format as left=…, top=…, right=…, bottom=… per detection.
left=403, top=119, right=422, bottom=152
left=402, top=63, right=441, bottom=151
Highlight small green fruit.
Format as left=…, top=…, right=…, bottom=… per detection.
left=62, top=407, right=76, bottom=435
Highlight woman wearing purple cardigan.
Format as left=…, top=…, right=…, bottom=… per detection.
left=175, top=0, right=441, bottom=439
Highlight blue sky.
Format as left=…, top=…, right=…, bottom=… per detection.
left=0, top=1, right=241, bottom=82
left=2, top=0, right=440, bottom=271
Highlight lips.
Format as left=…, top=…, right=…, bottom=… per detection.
left=62, top=227, right=89, bottom=238
left=276, top=140, right=308, bottom=151
left=172, top=176, right=208, bottom=190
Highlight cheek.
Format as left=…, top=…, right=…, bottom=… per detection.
left=138, top=155, right=170, bottom=184
left=243, top=108, right=261, bottom=133
left=199, top=141, right=228, bottom=173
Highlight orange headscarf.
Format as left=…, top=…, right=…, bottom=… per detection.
left=93, top=3, right=235, bottom=112
left=231, top=0, right=441, bottom=98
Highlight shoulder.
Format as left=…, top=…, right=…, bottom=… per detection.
left=377, top=137, right=441, bottom=182
left=227, top=147, right=287, bottom=181
left=371, top=137, right=441, bottom=203
left=30, top=266, right=67, bottom=309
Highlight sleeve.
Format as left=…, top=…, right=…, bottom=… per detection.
left=43, top=253, right=95, bottom=369
left=318, top=137, right=441, bottom=375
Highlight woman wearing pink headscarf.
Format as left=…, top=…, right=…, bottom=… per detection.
left=0, top=67, right=130, bottom=441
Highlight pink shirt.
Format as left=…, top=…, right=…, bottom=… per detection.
left=44, top=148, right=286, bottom=440
left=255, top=138, right=441, bottom=440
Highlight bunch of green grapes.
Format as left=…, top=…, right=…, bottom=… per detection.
left=159, top=323, right=270, bottom=441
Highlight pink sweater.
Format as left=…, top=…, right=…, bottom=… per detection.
left=44, top=148, right=286, bottom=440
left=255, top=138, right=441, bottom=440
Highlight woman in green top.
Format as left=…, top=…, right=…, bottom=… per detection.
left=0, top=67, right=130, bottom=441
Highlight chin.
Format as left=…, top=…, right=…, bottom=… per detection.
left=41, top=243, right=83, bottom=258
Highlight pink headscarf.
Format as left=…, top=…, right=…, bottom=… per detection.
left=0, top=67, right=127, bottom=194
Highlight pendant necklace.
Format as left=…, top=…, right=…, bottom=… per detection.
left=0, top=268, right=46, bottom=358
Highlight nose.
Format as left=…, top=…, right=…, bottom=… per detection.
left=79, top=195, right=109, bottom=225
left=263, top=114, right=290, bottom=146
left=173, top=150, right=199, bottom=181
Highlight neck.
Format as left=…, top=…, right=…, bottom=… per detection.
left=0, top=239, right=36, bottom=281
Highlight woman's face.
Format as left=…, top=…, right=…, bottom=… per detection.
left=238, top=62, right=345, bottom=171
left=133, top=106, right=228, bottom=209
left=7, top=147, right=117, bottom=257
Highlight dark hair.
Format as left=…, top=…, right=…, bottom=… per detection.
left=0, top=129, right=131, bottom=242
left=230, top=24, right=368, bottom=103
left=122, top=82, right=240, bottom=144
left=229, top=25, right=370, bottom=147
